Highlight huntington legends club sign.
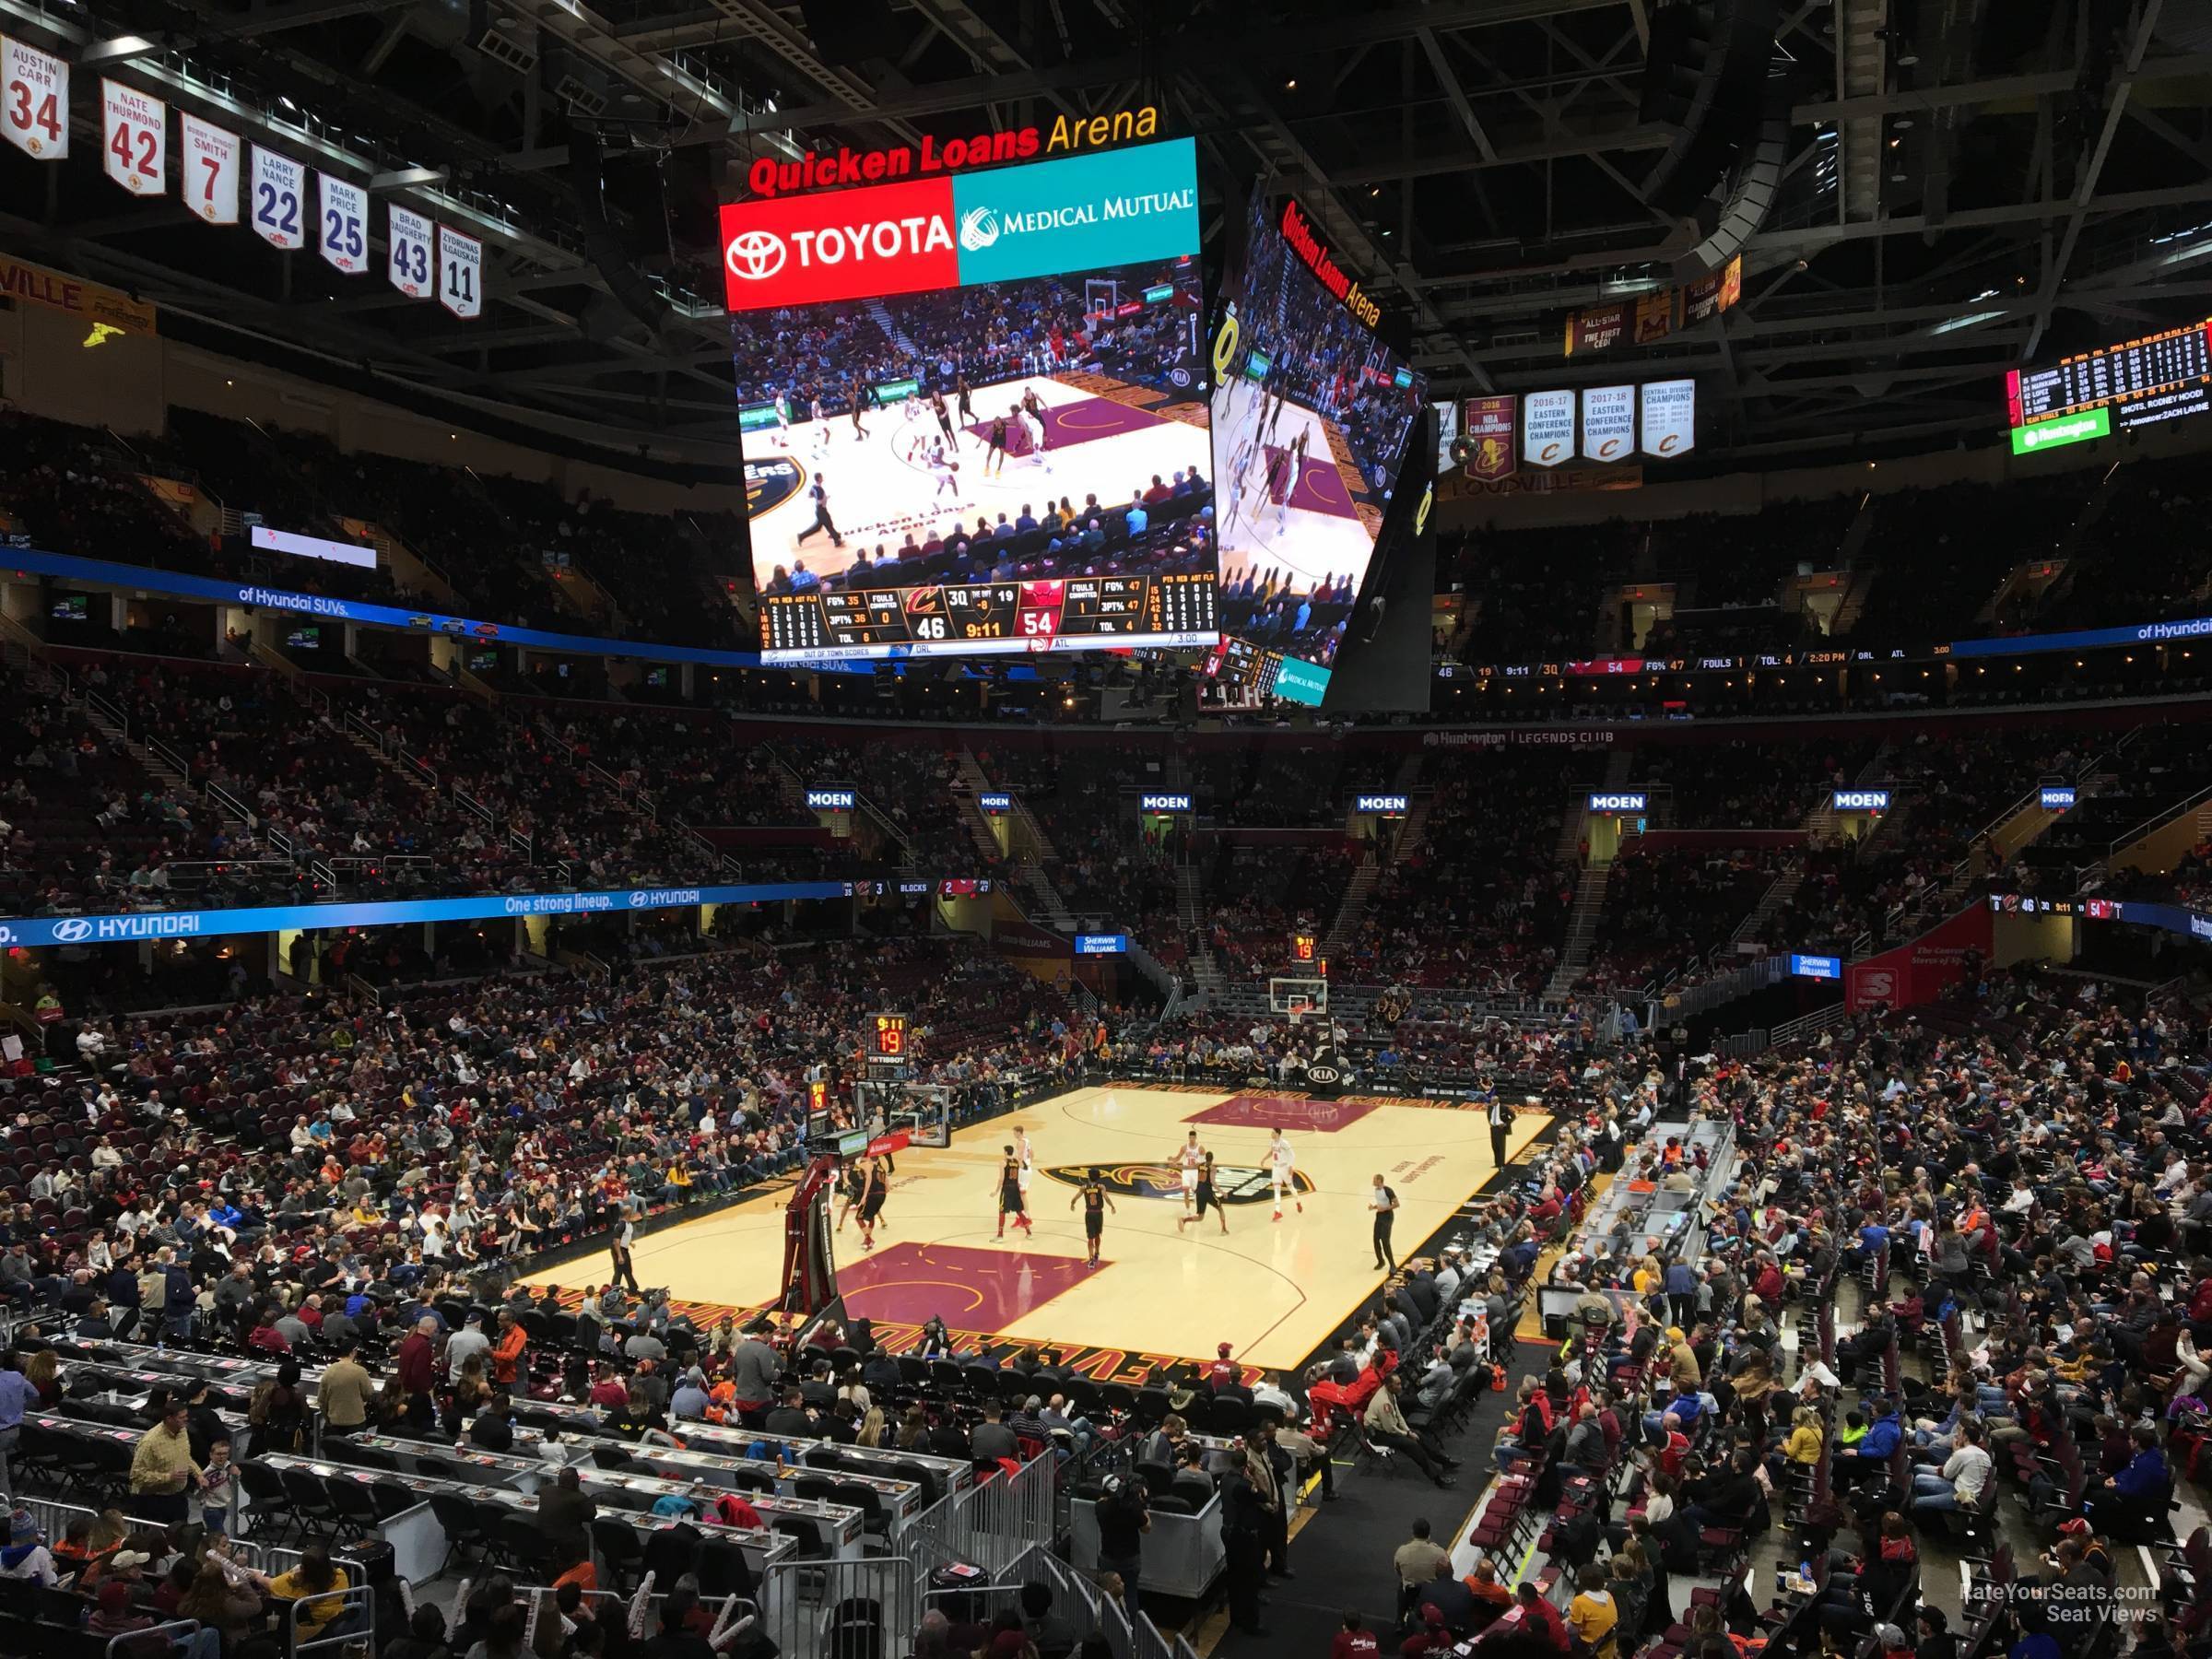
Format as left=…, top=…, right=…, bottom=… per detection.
left=745, top=107, right=1163, bottom=199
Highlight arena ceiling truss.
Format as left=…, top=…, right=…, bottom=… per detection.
left=6, top=0, right=2212, bottom=465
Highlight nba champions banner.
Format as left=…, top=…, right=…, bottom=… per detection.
left=1461, top=395, right=1517, bottom=482
left=1844, top=901, right=1994, bottom=1013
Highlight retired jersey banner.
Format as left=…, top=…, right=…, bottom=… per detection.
left=386, top=204, right=432, bottom=298
left=1522, top=389, right=1574, bottom=468
left=1640, top=379, right=1697, bottom=459
left=1580, top=384, right=1636, bottom=463
left=318, top=174, right=369, bottom=274
left=437, top=223, right=481, bottom=318
left=101, top=80, right=165, bottom=195
left=2, top=38, right=69, bottom=159
left=1461, top=395, right=1517, bottom=482
left=179, top=115, right=240, bottom=225
left=250, top=147, right=305, bottom=249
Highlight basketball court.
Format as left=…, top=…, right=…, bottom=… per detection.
left=747, top=371, right=1212, bottom=579
left=518, top=1079, right=1548, bottom=1377
left=1213, top=371, right=1382, bottom=598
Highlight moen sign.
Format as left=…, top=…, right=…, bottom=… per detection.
left=1278, top=198, right=1381, bottom=331
left=746, top=107, right=1161, bottom=199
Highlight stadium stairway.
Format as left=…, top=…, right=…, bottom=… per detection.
left=865, top=298, right=918, bottom=357
left=1543, top=750, right=1634, bottom=998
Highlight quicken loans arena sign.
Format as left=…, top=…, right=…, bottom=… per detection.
left=746, top=106, right=1163, bottom=199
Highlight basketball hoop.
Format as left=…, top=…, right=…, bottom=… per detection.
left=1285, top=996, right=1312, bottom=1028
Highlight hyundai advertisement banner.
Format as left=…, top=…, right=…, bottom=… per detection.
left=0, top=881, right=858, bottom=951
left=719, top=138, right=1199, bottom=312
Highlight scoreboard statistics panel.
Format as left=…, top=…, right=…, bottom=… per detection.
left=2006, top=318, right=2212, bottom=434
left=763, top=571, right=1216, bottom=657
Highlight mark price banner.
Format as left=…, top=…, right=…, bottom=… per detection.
left=2, top=36, right=68, bottom=159
left=318, top=173, right=369, bottom=275
left=180, top=114, right=240, bottom=225
left=101, top=79, right=166, bottom=195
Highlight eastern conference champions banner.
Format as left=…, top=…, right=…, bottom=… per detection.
left=719, top=137, right=1199, bottom=311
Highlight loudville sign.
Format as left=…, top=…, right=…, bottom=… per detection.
left=747, top=107, right=1162, bottom=199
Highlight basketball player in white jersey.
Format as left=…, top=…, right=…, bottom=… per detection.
left=1173, top=1129, right=1204, bottom=1222
left=927, top=441, right=959, bottom=500
left=1268, top=1129, right=1302, bottom=1221
left=1014, top=1125, right=1036, bottom=1205
left=1018, top=406, right=1051, bottom=473
left=810, top=395, right=829, bottom=454
left=772, top=390, right=792, bottom=441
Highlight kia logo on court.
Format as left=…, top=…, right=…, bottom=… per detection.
left=725, top=229, right=788, bottom=282
left=53, top=918, right=93, bottom=943
left=959, top=206, right=1000, bottom=252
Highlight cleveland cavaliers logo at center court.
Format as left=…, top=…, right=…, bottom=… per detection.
left=1041, top=1163, right=1314, bottom=1206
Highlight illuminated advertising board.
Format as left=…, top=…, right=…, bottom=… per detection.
left=1209, top=185, right=1429, bottom=669
left=2006, top=317, right=2212, bottom=436
left=1355, top=794, right=1409, bottom=816
left=1832, top=790, right=1890, bottom=811
left=1074, top=934, right=1127, bottom=955
left=1789, top=953, right=1841, bottom=980
left=1587, top=793, right=1648, bottom=813
left=2039, top=786, right=2077, bottom=811
left=1139, top=793, right=1192, bottom=813
left=728, top=139, right=1217, bottom=665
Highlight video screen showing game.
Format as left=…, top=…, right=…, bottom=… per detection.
left=724, top=139, right=1218, bottom=663
left=1210, top=188, right=1428, bottom=667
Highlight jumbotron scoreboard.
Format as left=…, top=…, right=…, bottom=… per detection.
left=2006, top=317, right=2212, bottom=435
left=761, top=572, right=1217, bottom=658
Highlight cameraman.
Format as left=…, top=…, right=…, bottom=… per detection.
left=1094, top=1473, right=1150, bottom=1625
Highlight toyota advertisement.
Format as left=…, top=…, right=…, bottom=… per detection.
left=722, top=138, right=1219, bottom=665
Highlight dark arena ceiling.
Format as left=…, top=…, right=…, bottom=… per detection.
left=8, top=0, right=2212, bottom=468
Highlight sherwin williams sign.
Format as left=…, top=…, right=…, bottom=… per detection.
left=719, top=138, right=1198, bottom=312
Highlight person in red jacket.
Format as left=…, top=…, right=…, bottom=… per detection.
left=1330, top=1611, right=1379, bottom=1659
left=1508, top=1582, right=1571, bottom=1652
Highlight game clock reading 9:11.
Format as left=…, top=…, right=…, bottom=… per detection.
left=868, top=1013, right=909, bottom=1066
left=726, top=138, right=1218, bottom=664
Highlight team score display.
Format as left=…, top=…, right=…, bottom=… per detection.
left=759, top=573, right=1218, bottom=661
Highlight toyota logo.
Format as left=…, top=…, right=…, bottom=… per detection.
left=725, top=229, right=788, bottom=282
left=53, top=918, right=94, bottom=944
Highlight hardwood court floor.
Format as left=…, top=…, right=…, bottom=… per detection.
left=522, top=1084, right=1547, bottom=1374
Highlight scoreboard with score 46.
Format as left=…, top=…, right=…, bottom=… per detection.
left=762, top=572, right=1217, bottom=659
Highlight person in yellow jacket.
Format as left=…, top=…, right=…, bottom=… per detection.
left=1567, top=1560, right=1619, bottom=1659
left=1784, top=1405, right=1825, bottom=1465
